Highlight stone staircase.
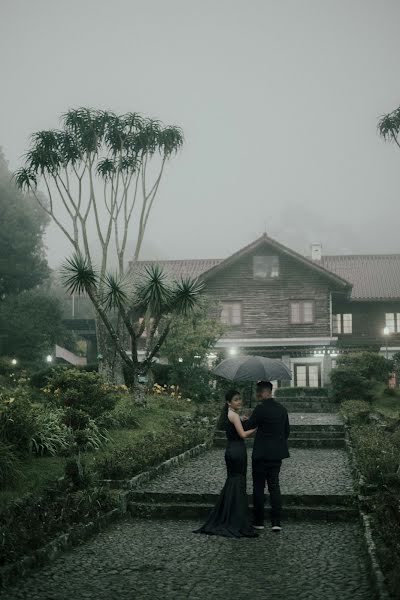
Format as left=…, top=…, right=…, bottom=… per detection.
left=214, top=419, right=345, bottom=449
left=274, top=396, right=338, bottom=413
left=127, top=489, right=357, bottom=521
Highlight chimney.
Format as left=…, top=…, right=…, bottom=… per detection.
left=311, top=243, right=322, bottom=262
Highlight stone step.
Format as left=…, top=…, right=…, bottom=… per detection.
left=128, top=490, right=356, bottom=507
left=214, top=429, right=344, bottom=440
left=213, top=438, right=346, bottom=449
left=289, top=431, right=344, bottom=439
left=128, top=502, right=358, bottom=521
left=281, top=406, right=337, bottom=413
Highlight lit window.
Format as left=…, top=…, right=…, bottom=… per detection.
left=253, top=256, right=279, bottom=279
left=221, top=302, right=242, bottom=326
left=385, top=313, right=400, bottom=333
left=333, top=314, right=352, bottom=334
left=294, top=364, right=320, bottom=387
left=290, top=301, right=314, bottom=324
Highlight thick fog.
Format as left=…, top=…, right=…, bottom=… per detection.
left=1, top=0, right=400, bottom=268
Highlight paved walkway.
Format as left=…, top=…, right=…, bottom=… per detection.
left=0, top=411, right=376, bottom=600
left=0, top=519, right=373, bottom=600
left=138, top=447, right=354, bottom=496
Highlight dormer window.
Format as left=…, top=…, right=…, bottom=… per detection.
left=253, top=255, right=279, bottom=279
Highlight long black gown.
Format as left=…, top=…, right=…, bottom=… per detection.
left=194, top=418, right=258, bottom=538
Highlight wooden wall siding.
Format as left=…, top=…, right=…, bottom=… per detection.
left=203, top=249, right=333, bottom=339
left=332, top=299, right=400, bottom=344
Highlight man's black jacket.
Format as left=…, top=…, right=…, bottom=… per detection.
left=243, top=398, right=290, bottom=461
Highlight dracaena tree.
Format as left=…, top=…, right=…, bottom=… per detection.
left=14, top=107, right=184, bottom=381
left=378, top=104, right=400, bottom=149
left=62, top=255, right=204, bottom=387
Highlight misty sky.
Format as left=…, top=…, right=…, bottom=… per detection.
left=1, top=0, right=400, bottom=268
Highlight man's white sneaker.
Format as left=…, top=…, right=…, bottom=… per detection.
left=252, top=524, right=265, bottom=530
left=271, top=525, right=282, bottom=532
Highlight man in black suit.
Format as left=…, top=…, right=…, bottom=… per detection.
left=243, top=381, right=290, bottom=531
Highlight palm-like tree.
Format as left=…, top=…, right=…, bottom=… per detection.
left=62, top=255, right=204, bottom=386
left=378, top=105, right=400, bottom=149
left=14, top=108, right=184, bottom=382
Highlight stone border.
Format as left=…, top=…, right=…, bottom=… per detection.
left=360, top=511, right=391, bottom=600
left=342, top=415, right=390, bottom=600
left=0, top=439, right=212, bottom=590
left=0, top=508, right=120, bottom=589
left=118, top=440, right=213, bottom=513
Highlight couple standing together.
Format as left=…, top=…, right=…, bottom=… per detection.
left=195, top=381, right=290, bottom=538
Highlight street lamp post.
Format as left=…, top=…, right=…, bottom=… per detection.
left=383, top=327, right=389, bottom=360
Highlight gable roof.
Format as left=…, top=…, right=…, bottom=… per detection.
left=200, top=234, right=351, bottom=290
left=129, top=236, right=400, bottom=301
left=321, top=254, right=400, bottom=301
left=129, top=258, right=222, bottom=284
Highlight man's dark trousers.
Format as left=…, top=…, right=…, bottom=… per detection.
left=252, top=458, right=282, bottom=525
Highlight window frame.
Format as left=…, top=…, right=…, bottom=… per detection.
left=289, top=300, right=315, bottom=325
left=220, top=301, right=243, bottom=326
left=294, top=363, right=322, bottom=387
left=253, top=255, right=280, bottom=280
left=333, top=313, right=353, bottom=335
left=385, top=313, right=400, bottom=334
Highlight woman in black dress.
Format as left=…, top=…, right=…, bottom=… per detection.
left=194, top=390, right=258, bottom=538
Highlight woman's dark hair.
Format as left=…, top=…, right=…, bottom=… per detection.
left=217, top=389, right=240, bottom=430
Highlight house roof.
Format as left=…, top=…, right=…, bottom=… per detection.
left=321, top=254, right=400, bottom=301
left=199, top=234, right=351, bottom=290
left=129, top=258, right=222, bottom=283
left=130, top=236, right=400, bottom=302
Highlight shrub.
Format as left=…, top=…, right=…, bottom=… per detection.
left=0, top=482, right=116, bottom=567
left=150, top=363, right=172, bottom=387
left=330, top=367, right=372, bottom=401
left=44, top=369, right=117, bottom=418
left=62, top=407, right=107, bottom=451
left=337, top=352, right=393, bottom=383
left=31, top=406, right=73, bottom=456
left=274, top=387, right=330, bottom=397
left=30, top=364, right=99, bottom=390
left=111, top=395, right=140, bottom=429
left=340, top=400, right=371, bottom=423
left=383, top=387, right=398, bottom=397
left=95, top=422, right=211, bottom=480
left=72, top=420, right=107, bottom=452
left=372, top=490, right=400, bottom=600
left=0, top=441, right=22, bottom=486
left=351, top=424, right=399, bottom=483
left=0, top=388, right=37, bottom=453
left=168, top=365, right=217, bottom=402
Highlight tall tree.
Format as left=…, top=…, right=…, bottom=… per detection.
left=0, top=148, right=49, bottom=297
left=15, top=108, right=184, bottom=381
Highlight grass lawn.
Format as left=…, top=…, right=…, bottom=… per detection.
left=0, top=395, right=197, bottom=510
left=372, top=395, right=400, bottom=419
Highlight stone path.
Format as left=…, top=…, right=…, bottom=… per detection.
left=0, top=519, right=373, bottom=600
left=137, top=447, right=354, bottom=496
left=0, top=410, right=377, bottom=599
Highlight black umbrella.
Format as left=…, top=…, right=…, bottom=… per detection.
left=213, top=355, right=292, bottom=408
left=213, top=355, right=292, bottom=382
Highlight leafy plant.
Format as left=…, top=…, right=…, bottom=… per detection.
left=30, top=406, right=73, bottom=456
left=0, top=388, right=37, bottom=453
left=45, top=368, right=117, bottom=418
left=351, top=424, right=399, bottom=483
left=336, top=352, right=393, bottom=383
left=340, top=400, right=371, bottom=423
left=0, top=441, right=22, bottom=486
left=330, top=367, right=372, bottom=401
